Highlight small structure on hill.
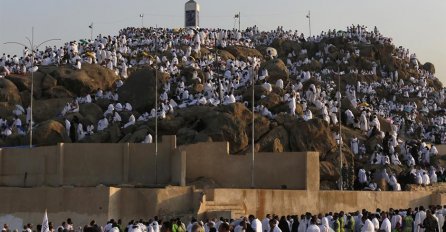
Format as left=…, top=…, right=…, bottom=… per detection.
left=185, top=0, right=200, bottom=28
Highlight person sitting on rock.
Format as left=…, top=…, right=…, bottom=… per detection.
left=97, top=116, right=109, bottom=131
left=115, top=103, right=123, bottom=112
left=275, top=78, right=283, bottom=89
left=86, top=124, right=94, bottom=135
left=142, top=132, right=153, bottom=144
left=113, top=111, right=122, bottom=123
left=1, top=125, right=12, bottom=138
left=123, top=114, right=135, bottom=128
left=73, top=59, right=81, bottom=70
left=104, top=104, right=114, bottom=117
left=77, top=122, right=85, bottom=141
left=303, top=109, right=313, bottom=121
left=124, top=102, right=133, bottom=111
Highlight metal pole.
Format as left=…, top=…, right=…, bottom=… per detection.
left=308, top=11, right=312, bottom=37
left=238, top=12, right=241, bottom=31
left=30, top=27, right=34, bottom=148
left=155, top=39, right=158, bottom=185
left=3, top=28, right=60, bottom=149
left=338, top=68, right=343, bottom=191
left=141, top=14, right=144, bottom=28
left=90, top=24, right=93, bottom=41
left=251, top=66, right=256, bottom=188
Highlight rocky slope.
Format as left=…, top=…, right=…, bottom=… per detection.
left=0, top=28, right=442, bottom=190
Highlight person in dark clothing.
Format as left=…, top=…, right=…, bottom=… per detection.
left=421, top=210, right=439, bottom=232
left=278, top=216, right=290, bottom=232
left=291, top=215, right=299, bottom=232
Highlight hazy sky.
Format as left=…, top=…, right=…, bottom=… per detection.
left=1, top=0, right=445, bottom=82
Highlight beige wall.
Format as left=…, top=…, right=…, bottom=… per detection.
left=0, top=136, right=176, bottom=187
left=0, top=186, right=443, bottom=232
left=0, top=136, right=317, bottom=190
left=205, top=188, right=435, bottom=217
left=181, top=142, right=319, bottom=190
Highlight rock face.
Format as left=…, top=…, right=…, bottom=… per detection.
left=33, top=98, right=71, bottom=123
left=0, top=78, right=21, bottom=104
left=288, top=119, right=336, bottom=155
left=320, top=161, right=340, bottom=181
left=118, top=68, right=158, bottom=112
left=261, top=58, right=289, bottom=83
left=224, top=46, right=263, bottom=61
left=51, top=64, right=119, bottom=95
left=423, top=62, right=435, bottom=74
left=33, top=120, right=70, bottom=145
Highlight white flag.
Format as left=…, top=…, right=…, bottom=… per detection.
left=41, top=210, right=49, bottom=232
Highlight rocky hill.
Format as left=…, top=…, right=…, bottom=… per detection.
left=0, top=26, right=443, bottom=190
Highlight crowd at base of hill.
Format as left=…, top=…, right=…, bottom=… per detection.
left=3, top=205, right=446, bottom=232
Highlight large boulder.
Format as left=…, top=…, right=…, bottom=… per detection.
left=33, top=120, right=71, bottom=145
left=79, top=103, right=104, bottom=124
left=200, top=111, right=248, bottom=154
left=423, top=62, right=435, bottom=74
left=288, top=118, right=336, bottom=155
left=176, top=103, right=251, bottom=154
left=246, top=115, right=270, bottom=141
left=256, top=126, right=289, bottom=152
left=43, top=86, right=74, bottom=98
left=51, top=64, right=119, bottom=96
left=6, top=72, right=45, bottom=99
left=118, top=68, right=158, bottom=112
left=224, top=46, right=263, bottom=61
left=0, top=78, right=21, bottom=104
left=258, top=92, right=282, bottom=109
left=260, top=58, right=289, bottom=83
left=33, top=98, right=72, bottom=123
left=320, top=161, right=340, bottom=181
left=269, top=39, right=301, bottom=58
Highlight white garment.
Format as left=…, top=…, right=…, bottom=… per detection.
left=251, top=219, right=262, bottom=232
left=306, top=225, right=320, bottom=232
left=361, top=219, right=374, bottom=232
left=380, top=218, right=391, bottom=232
left=143, top=134, right=153, bottom=144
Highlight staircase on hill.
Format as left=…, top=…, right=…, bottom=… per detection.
left=196, top=188, right=246, bottom=219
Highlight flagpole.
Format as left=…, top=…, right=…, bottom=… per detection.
left=307, top=11, right=312, bottom=37
left=140, top=14, right=144, bottom=27
left=89, top=23, right=93, bottom=41
left=238, top=12, right=241, bottom=31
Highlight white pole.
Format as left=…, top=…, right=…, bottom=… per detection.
left=251, top=66, right=256, bottom=188
left=141, top=14, right=144, bottom=28
left=30, top=27, right=34, bottom=148
left=155, top=39, right=158, bottom=185
left=90, top=23, right=93, bottom=41
left=3, top=29, right=60, bottom=149
left=338, top=68, right=343, bottom=191
left=308, top=11, right=312, bottom=37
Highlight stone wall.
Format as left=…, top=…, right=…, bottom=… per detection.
left=0, top=136, right=317, bottom=190
left=181, top=142, right=319, bottom=190
left=0, top=186, right=443, bottom=232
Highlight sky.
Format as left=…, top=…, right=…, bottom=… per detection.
left=1, top=0, right=445, bottom=83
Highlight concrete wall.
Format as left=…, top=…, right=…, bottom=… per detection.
left=205, top=188, right=435, bottom=217
left=181, top=142, right=319, bottom=190
left=0, top=136, right=176, bottom=187
left=0, top=137, right=317, bottom=190
left=0, top=186, right=443, bottom=232
left=0, top=187, right=111, bottom=231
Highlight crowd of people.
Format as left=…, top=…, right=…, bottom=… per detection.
left=3, top=205, right=446, bottom=232
left=1, top=24, right=445, bottom=190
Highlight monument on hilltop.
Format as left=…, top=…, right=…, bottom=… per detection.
left=185, top=0, right=200, bottom=28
